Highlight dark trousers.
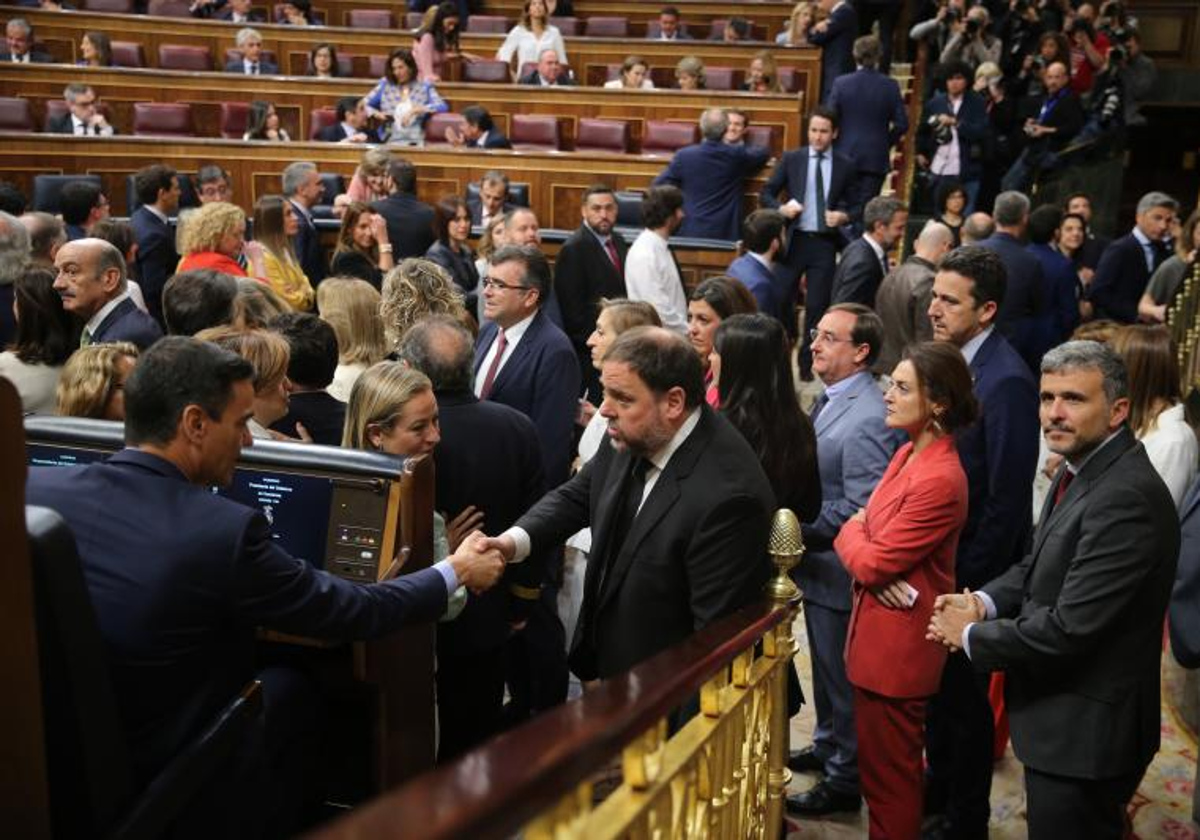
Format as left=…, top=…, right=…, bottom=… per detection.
left=924, top=653, right=994, bottom=838
left=856, top=1, right=899, bottom=71
left=775, top=231, right=838, bottom=375
left=805, top=601, right=859, bottom=795
left=1024, top=766, right=1142, bottom=840
left=854, top=686, right=927, bottom=840
left=504, top=583, right=568, bottom=725
left=436, top=646, right=506, bottom=762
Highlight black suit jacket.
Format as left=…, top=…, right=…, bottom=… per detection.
left=212, top=7, right=266, bottom=21
left=315, top=123, right=382, bottom=143
left=0, top=50, right=52, bottom=63
left=518, top=70, right=575, bottom=86
left=806, top=0, right=858, bottom=101
left=467, top=198, right=516, bottom=226
left=371, top=192, right=436, bottom=259
left=269, top=390, right=345, bottom=445
left=287, top=199, right=326, bottom=285
left=830, top=236, right=886, bottom=307
left=554, top=224, right=628, bottom=389
left=91, top=297, right=163, bottom=350
left=516, top=405, right=775, bottom=680
left=433, top=389, right=547, bottom=654
left=978, top=231, right=1046, bottom=369
left=130, top=206, right=178, bottom=326
left=759, top=145, right=857, bottom=251
left=971, top=429, right=1179, bottom=779
left=25, top=449, right=448, bottom=782
left=474, top=129, right=512, bottom=149
left=222, top=58, right=280, bottom=75
left=1089, top=232, right=1165, bottom=324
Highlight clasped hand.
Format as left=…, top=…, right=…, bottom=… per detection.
left=925, top=589, right=985, bottom=652
left=450, top=531, right=507, bottom=594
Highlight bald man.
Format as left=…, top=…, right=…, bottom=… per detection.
left=874, top=221, right=952, bottom=372
left=54, top=238, right=162, bottom=349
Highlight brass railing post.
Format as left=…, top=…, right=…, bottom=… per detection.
left=764, top=509, right=804, bottom=835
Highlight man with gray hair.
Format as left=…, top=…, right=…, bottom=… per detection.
left=873, top=219, right=952, bottom=372
left=47, top=83, right=115, bottom=136
left=1090, top=190, right=1178, bottom=323
left=830, top=195, right=908, bottom=307
left=0, top=210, right=30, bottom=345
left=929, top=339, right=1178, bottom=839
left=978, top=190, right=1045, bottom=369
left=1, top=18, right=51, bottom=63
left=282, top=160, right=326, bottom=284
left=398, top=314, right=548, bottom=758
left=21, top=211, right=66, bottom=267
left=959, top=211, right=995, bottom=245
left=223, top=27, right=277, bottom=74
left=53, top=237, right=161, bottom=349
left=652, top=107, right=769, bottom=240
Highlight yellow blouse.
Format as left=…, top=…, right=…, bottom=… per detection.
left=262, top=249, right=315, bottom=311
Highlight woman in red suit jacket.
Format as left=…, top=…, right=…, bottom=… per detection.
left=834, top=341, right=978, bottom=839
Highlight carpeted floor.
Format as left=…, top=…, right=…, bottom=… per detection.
left=784, top=613, right=1200, bottom=838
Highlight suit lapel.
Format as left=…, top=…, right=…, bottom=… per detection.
left=473, top=322, right=496, bottom=374
left=94, top=298, right=133, bottom=341
left=814, top=375, right=866, bottom=436
left=489, top=313, right=541, bottom=398
left=582, top=443, right=632, bottom=610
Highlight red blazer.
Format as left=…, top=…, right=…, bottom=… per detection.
left=176, top=251, right=248, bottom=277
left=835, top=435, right=968, bottom=699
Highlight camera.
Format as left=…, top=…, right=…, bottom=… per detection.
left=929, top=115, right=954, bottom=146
left=944, top=7, right=961, bottom=23
left=965, top=17, right=982, bottom=36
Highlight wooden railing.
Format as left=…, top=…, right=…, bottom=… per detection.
left=308, top=511, right=806, bottom=840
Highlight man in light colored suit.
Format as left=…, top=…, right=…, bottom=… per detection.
left=787, top=302, right=902, bottom=817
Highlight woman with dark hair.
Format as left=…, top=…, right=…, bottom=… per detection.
left=834, top=341, right=975, bottom=840
left=933, top=178, right=966, bottom=247
left=603, top=55, right=654, bottom=90
left=365, top=47, right=448, bottom=145
left=243, top=100, right=291, bottom=141
left=78, top=31, right=113, bottom=67
left=1015, top=31, right=1071, bottom=97
left=686, top=275, right=757, bottom=404
left=0, top=266, right=78, bottom=413
left=332, top=201, right=394, bottom=289
left=278, top=0, right=314, bottom=25
left=711, top=313, right=820, bottom=521
left=253, top=195, right=314, bottom=310
left=425, top=195, right=479, bottom=312
left=309, top=42, right=341, bottom=78
left=496, top=0, right=566, bottom=73
left=413, top=0, right=464, bottom=82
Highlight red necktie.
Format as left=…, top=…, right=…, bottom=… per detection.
left=1053, top=468, right=1074, bottom=508
left=478, top=328, right=507, bottom=400
left=604, top=238, right=622, bottom=275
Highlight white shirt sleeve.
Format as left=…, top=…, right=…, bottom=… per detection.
left=625, top=237, right=688, bottom=335
left=496, top=26, right=524, bottom=63
left=1142, top=408, right=1200, bottom=509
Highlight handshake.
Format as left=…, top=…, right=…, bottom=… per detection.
left=925, top=589, right=987, bottom=652
left=446, top=532, right=519, bottom=594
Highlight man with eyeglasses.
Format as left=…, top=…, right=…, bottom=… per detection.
left=787, top=302, right=900, bottom=818
left=47, top=83, right=115, bottom=136
left=131, top=164, right=182, bottom=327
left=196, top=165, right=233, bottom=205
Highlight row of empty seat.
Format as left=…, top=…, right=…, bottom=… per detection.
left=0, top=95, right=778, bottom=154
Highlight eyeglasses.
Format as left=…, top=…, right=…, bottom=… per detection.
left=808, top=328, right=857, bottom=346
left=75, top=98, right=97, bottom=108
left=481, top=277, right=531, bottom=292
left=881, top=375, right=913, bottom=396
left=200, top=184, right=230, bottom=198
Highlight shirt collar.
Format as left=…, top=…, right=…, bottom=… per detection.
left=289, top=198, right=312, bottom=221
left=1064, top=429, right=1123, bottom=473
left=959, top=325, right=994, bottom=365
left=749, top=251, right=772, bottom=270
left=1131, top=226, right=1153, bottom=248
left=646, top=407, right=702, bottom=473
left=498, top=310, right=536, bottom=344
left=809, top=147, right=829, bottom=160
left=863, top=234, right=886, bottom=262
left=143, top=203, right=168, bottom=224
left=585, top=223, right=612, bottom=248
left=85, top=291, right=130, bottom=336
left=822, top=369, right=872, bottom=401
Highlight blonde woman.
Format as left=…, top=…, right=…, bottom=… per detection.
left=345, top=147, right=394, bottom=204
left=177, top=201, right=266, bottom=279
left=675, top=55, right=706, bottom=90
left=379, top=258, right=470, bottom=351
left=316, top=277, right=387, bottom=402
left=196, top=326, right=293, bottom=439
left=55, top=341, right=138, bottom=421
left=744, top=50, right=784, bottom=93
left=776, top=2, right=817, bottom=46
left=252, top=195, right=315, bottom=311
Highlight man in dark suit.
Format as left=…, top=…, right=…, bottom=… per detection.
left=916, top=61, right=989, bottom=213
left=482, top=327, right=774, bottom=682
left=759, top=106, right=857, bottom=377
left=827, top=35, right=908, bottom=211
left=315, top=96, right=381, bottom=144
left=206, top=0, right=266, bottom=22
left=653, top=108, right=769, bottom=242
left=46, top=84, right=116, bottom=136
left=978, top=190, right=1046, bottom=370
left=830, top=195, right=907, bottom=308
left=2, top=18, right=52, bottom=62
left=446, top=105, right=512, bottom=150
left=554, top=185, right=628, bottom=400
left=466, top=170, right=517, bottom=228
left=399, top=315, right=548, bottom=759
left=1001, top=60, right=1085, bottom=193
left=1168, top=476, right=1200, bottom=828
left=727, top=209, right=787, bottom=320
left=282, top=161, right=327, bottom=286
left=54, top=239, right=162, bottom=350
left=130, top=164, right=181, bottom=327
left=25, top=336, right=504, bottom=823
left=649, top=5, right=693, bottom=40
left=267, top=314, right=345, bottom=445
left=931, top=340, right=1178, bottom=839
left=223, top=28, right=278, bottom=74
left=519, top=49, right=575, bottom=86
left=925, top=246, right=1040, bottom=840
left=787, top=303, right=900, bottom=816
left=874, top=220, right=952, bottom=374
left=59, top=180, right=109, bottom=242
left=1089, top=191, right=1177, bottom=323
left=808, top=0, right=859, bottom=101
left=371, top=158, right=436, bottom=261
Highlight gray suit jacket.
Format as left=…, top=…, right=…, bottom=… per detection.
left=971, top=428, right=1179, bottom=779
left=798, top=371, right=902, bottom=611
left=1168, top=477, right=1200, bottom=667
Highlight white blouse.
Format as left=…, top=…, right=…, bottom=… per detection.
left=496, top=25, right=567, bottom=68
left=1141, top=402, right=1199, bottom=509
left=603, top=78, right=655, bottom=89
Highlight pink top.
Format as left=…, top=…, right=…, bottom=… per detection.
left=413, top=32, right=444, bottom=81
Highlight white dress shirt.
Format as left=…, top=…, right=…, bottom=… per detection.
left=72, top=115, right=115, bottom=137
left=1141, top=403, right=1200, bottom=508
left=624, top=228, right=688, bottom=335
left=496, top=25, right=567, bottom=68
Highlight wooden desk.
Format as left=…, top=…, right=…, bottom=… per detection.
left=5, top=6, right=821, bottom=110
left=0, top=62, right=803, bottom=156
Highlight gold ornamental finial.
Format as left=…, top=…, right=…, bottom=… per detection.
left=765, top=508, right=804, bottom=604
